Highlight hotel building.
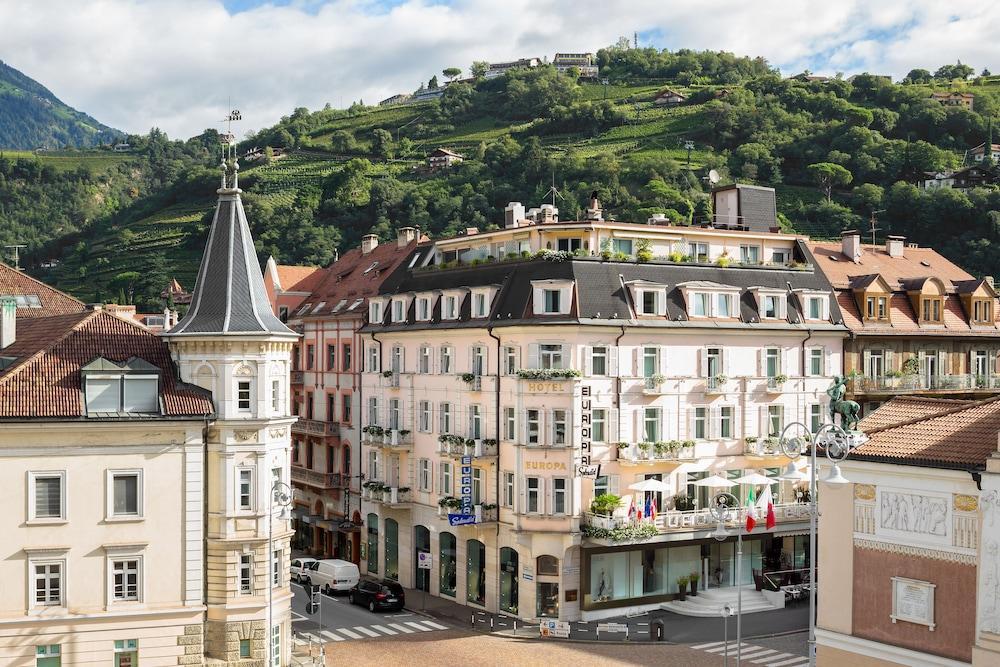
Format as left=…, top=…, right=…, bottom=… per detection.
left=357, top=193, right=846, bottom=621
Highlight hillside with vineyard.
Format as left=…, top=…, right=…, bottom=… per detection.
left=4, top=45, right=1000, bottom=309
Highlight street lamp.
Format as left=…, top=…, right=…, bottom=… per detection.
left=778, top=422, right=857, bottom=667
left=268, top=480, right=292, bottom=667
left=709, top=491, right=744, bottom=666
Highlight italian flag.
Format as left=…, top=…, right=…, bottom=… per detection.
left=757, top=485, right=776, bottom=530
left=745, top=486, right=757, bottom=531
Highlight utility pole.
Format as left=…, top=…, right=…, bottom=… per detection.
left=4, top=244, right=26, bottom=270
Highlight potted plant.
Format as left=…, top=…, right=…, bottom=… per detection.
left=689, top=572, right=700, bottom=596
left=744, top=435, right=759, bottom=454
left=382, top=370, right=394, bottom=378
left=653, top=441, right=669, bottom=459
left=715, top=254, right=731, bottom=268
left=680, top=440, right=695, bottom=458
left=590, top=493, right=623, bottom=516
left=673, top=494, right=695, bottom=511
left=676, top=575, right=689, bottom=601
left=638, top=441, right=652, bottom=459
left=615, top=442, right=631, bottom=461
left=636, top=239, right=654, bottom=263
left=599, top=238, right=612, bottom=261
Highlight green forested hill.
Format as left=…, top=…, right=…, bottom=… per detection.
left=4, top=45, right=1000, bottom=309
left=0, top=60, right=122, bottom=149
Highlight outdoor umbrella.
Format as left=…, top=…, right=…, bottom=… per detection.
left=628, top=479, right=671, bottom=492
left=732, top=472, right=773, bottom=485
left=693, top=474, right=736, bottom=488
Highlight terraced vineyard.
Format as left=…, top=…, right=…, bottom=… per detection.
left=0, top=149, right=134, bottom=173
left=244, top=153, right=346, bottom=206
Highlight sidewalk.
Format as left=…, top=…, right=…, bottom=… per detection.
left=400, top=586, right=809, bottom=643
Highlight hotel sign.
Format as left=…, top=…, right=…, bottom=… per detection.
left=578, top=385, right=592, bottom=472
left=460, top=455, right=473, bottom=515
left=525, top=381, right=566, bottom=393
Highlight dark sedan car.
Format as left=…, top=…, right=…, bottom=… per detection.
left=348, top=578, right=406, bottom=612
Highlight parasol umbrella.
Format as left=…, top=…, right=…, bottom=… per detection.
left=733, top=472, right=774, bottom=485
left=628, top=479, right=671, bottom=493
left=693, top=474, right=736, bottom=488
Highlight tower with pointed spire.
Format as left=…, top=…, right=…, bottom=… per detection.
left=165, top=146, right=298, bottom=665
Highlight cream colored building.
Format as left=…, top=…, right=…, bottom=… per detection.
left=0, top=159, right=297, bottom=666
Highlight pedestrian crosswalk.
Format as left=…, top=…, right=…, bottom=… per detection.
left=689, top=640, right=809, bottom=666
left=294, top=619, right=449, bottom=645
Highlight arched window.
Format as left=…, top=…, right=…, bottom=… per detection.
left=466, top=539, right=486, bottom=605
left=414, top=526, right=430, bottom=592
left=499, top=547, right=519, bottom=614
left=366, top=513, right=379, bottom=574
left=537, top=555, right=559, bottom=577
left=342, top=445, right=351, bottom=479
left=384, top=519, right=399, bottom=580
left=439, top=532, right=456, bottom=597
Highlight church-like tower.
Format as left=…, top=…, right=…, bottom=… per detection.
left=165, top=154, right=298, bottom=666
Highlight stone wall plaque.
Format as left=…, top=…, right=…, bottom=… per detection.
left=891, top=576, right=936, bottom=630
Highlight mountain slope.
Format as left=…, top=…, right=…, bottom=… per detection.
left=0, top=60, right=122, bottom=149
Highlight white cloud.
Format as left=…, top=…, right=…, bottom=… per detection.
left=0, top=0, right=996, bottom=139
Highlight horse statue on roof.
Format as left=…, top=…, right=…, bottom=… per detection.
left=827, top=375, right=861, bottom=431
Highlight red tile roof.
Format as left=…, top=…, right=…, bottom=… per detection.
left=297, top=239, right=421, bottom=318
left=275, top=264, right=324, bottom=293
left=835, top=290, right=1000, bottom=336
left=0, top=261, right=86, bottom=318
left=808, top=242, right=973, bottom=289
left=858, top=396, right=974, bottom=431
left=852, top=395, right=1000, bottom=469
left=0, top=310, right=213, bottom=419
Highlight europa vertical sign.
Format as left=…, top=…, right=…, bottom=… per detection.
left=460, top=455, right=473, bottom=514
left=578, top=385, right=593, bottom=476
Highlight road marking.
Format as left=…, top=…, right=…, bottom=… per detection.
left=752, top=653, right=792, bottom=664
left=320, top=630, right=345, bottom=642
left=740, top=649, right=778, bottom=660
left=405, top=621, right=434, bottom=631
left=354, top=626, right=382, bottom=637
left=293, top=637, right=307, bottom=647
left=370, top=625, right=398, bottom=635
left=335, top=628, right=363, bottom=640
left=418, top=620, right=449, bottom=630
left=766, top=658, right=809, bottom=667
left=706, top=643, right=755, bottom=654
left=388, top=623, right=416, bottom=634
left=691, top=641, right=727, bottom=650
left=301, top=632, right=324, bottom=643
left=291, top=611, right=308, bottom=621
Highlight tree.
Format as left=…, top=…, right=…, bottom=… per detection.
left=443, top=67, right=462, bottom=81
left=807, top=162, right=853, bottom=201
left=428, top=75, right=439, bottom=89
left=903, top=68, right=932, bottom=84
left=934, top=61, right=974, bottom=81
left=371, top=129, right=393, bottom=160
left=470, top=61, right=489, bottom=80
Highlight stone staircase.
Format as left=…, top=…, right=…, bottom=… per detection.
left=661, top=585, right=778, bottom=617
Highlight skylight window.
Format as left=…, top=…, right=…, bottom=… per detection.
left=363, top=262, right=380, bottom=275
left=332, top=299, right=348, bottom=313
left=5, top=294, right=42, bottom=308
left=347, top=298, right=364, bottom=311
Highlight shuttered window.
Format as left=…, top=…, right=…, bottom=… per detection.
left=33, top=475, right=63, bottom=519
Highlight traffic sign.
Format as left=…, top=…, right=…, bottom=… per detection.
left=539, top=620, right=571, bottom=638
left=418, top=551, right=433, bottom=569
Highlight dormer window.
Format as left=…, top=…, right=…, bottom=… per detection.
left=391, top=299, right=405, bottom=323
left=763, top=295, right=780, bottom=318
left=641, top=291, right=657, bottom=315
left=717, top=294, right=733, bottom=317
left=544, top=289, right=561, bottom=313
left=416, top=297, right=431, bottom=321
left=921, top=297, right=943, bottom=323
left=442, top=295, right=458, bottom=320
left=691, top=293, right=710, bottom=317
left=472, top=291, right=490, bottom=318
left=369, top=301, right=383, bottom=323
left=973, top=298, right=993, bottom=324
left=82, top=358, right=160, bottom=415
left=797, top=292, right=830, bottom=321
left=866, top=295, right=888, bottom=320
left=532, top=280, right=573, bottom=316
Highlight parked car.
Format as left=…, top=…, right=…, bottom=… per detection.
left=290, top=557, right=317, bottom=584
left=306, top=559, right=360, bottom=595
left=348, top=578, right=406, bottom=612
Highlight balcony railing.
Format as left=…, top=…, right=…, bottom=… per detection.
left=704, top=376, right=729, bottom=395
left=292, top=418, right=341, bottom=437
left=361, top=427, right=413, bottom=450
left=851, top=373, right=1000, bottom=394
left=438, top=437, right=499, bottom=459
left=291, top=370, right=304, bottom=384
left=643, top=377, right=667, bottom=395
left=582, top=502, right=812, bottom=543
left=743, top=437, right=783, bottom=457
left=617, top=442, right=695, bottom=464
left=361, top=484, right=412, bottom=506
left=290, top=467, right=347, bottom=489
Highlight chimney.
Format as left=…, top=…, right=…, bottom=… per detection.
left=986, top=276, right=995, bottom=289
left=647, top=213, right=668, bottom=225
left=841, top=230, right=862, bottom=263
left=504, top=202, right=525, bottom=228
left=585, top=191, right=603, bottom=221
left=397, top=227, right=418, bottom=247
left=0, top=296, right=15, bottom=349
left=886, top=235, right=905, bottom=258
left=361, top=234, right=379, bottom=255
left=539, top=204, right=559, bottom=223
left=332, top=248, right=339, bottom=263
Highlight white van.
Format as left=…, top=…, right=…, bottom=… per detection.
left=305, top=559, right=360, bottom=594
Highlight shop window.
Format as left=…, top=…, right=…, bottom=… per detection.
left=384, top=519, right=398, bottom=580
left=367, top=513, right=379, bottom=574
left=439, top=532, right=457, bottom=597
left=466, top=539, right=486, bottom=605
left=499, top=547, right=519, bottom=615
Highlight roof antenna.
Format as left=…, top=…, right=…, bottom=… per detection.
left=219, top=106, right=242, bottom=188
left=544, top=171, right=566, bottom=207
left=868, top=210, right=885, bottom=254
left=4, top=244, right=26, bottom=270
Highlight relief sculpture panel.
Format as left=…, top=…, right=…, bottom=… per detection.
left=876, top=487, right=951, bottom=548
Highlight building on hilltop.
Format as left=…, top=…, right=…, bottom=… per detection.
left=270, top=229, right=424, bottom=566
left=0, top=155, right=299, bottom=666
left=355, top=193, right=846, bottom=621
left=969, top=142, right=1000, bottom=163
left=654, top=88, right=687, bottom=106
left=931, top=90, right=974, bottom=111
left=816, top=394, right=1000, bottom=665
left=426, top=147, right=465, bottom=170
left=808, top=232, right=1000, bottom=417
left=161, top=277, right=192, bottom=305
left=379, top=93, right=412, bottom=107
left=921, top=164, right=998, bottom=190
left=553, top=53, right=599, bottom=78
left=484, top=57, right=541, bottom=79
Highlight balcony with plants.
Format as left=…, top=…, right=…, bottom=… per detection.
left=642, top=373, right=668, bottom=395
left=743, top=435, right=788, bottom=458
left=381, top=369, right=401, bottom=388
left=704, top=374, right=730, bottom=395
left=435, top=496, right=498, bottom=523
left=362, top=481, right=412, bottom=507
left=616, top=439, right=696, bottom=464
left=765, top=374, right=788, bottom=393
left=361, top=425, right=413, bottom=450
left=516, top=368, right=583, bottom=382
left=437, top=434, right=499, bottom=459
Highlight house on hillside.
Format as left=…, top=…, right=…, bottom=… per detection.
left=484, top=57, right=541, bottom=79
left=931, top=91, right=974, bottom=111
left=426, top=147, right=465, bottom=170
left=921, top=164, right=997, bottom=190
left=553, top=53, right=599, bottom=78
left=379, top=93, right=412, bottom=107
left=160, top=277, right=192, bottom=305
left=413, top=86, right=445, bottom=101
left=969, top=142, right=1000, bottom=163
left=653, top=88, right=687, bottom=106
left=113, top=143, right=130, bottom=152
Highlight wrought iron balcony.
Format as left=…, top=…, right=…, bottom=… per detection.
left=290, top=466, right=347, bottom=489
left=850, top=373, right=1000, bottom=394
left=292, top=418, right=341, bottom=437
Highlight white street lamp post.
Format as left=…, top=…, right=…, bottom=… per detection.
left=710, top=491, right=744, bottom=666
left=778, top=421, right=855, bottom=667
left=268, top=481, right=292, bottom=667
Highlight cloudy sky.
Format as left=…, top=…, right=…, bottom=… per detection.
left=1, top=1, right=997, bottom=140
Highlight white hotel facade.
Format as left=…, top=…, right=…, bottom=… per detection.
left=356, top=196, right=847, bottom=621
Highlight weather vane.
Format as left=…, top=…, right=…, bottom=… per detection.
left=220, top=108, right=242, bottom=147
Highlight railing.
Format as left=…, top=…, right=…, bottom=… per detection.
left=743, top=438, right=783, bottom=457
left=618, top=443, right=695, bottom=463
left=762, top=568, right=812, bottom=592
left=291, top=370, right=304, bottom=384
left=851, top=373, right=1000, bottom=393
left=704, top=377, right=729, bottom=394
left=361, top=484, right=412, bottom=505
left=292, top=418, right=340, bottom=437
left=439, top=439, right=499, bottom=458
left=361, top=428, right=412, bottom=449
left=290, top=467, right=347, bottom=489
left=766, top=377, right=784, bottom=391
left=582, top=502, right=812, bottom=540
left=643, top=377, right=666, bottom=394
left=382, top=372, right=401, bottom=388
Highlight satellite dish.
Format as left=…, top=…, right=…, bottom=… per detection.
left=708, top=169, right=720, bottom=185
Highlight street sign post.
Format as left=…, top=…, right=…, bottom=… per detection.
left=417, top=552, right=433, bottom=569
left=539, top=619, right=571, bottom=638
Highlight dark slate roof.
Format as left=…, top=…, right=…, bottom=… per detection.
left=368, top=246, right=844, bottom=332
left=168, top=189, right=296, bottom=337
